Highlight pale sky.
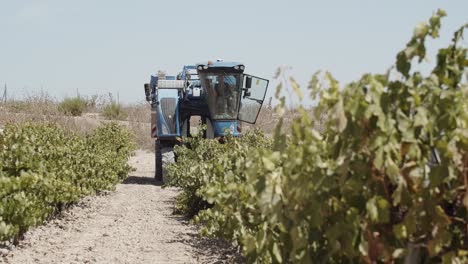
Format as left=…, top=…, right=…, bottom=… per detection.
left=0, top=0, right=467, bottom=104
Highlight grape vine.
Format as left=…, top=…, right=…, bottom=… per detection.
left=168, top=10, right=467, bottom=263
left=0, top=122, right=135, bottom=243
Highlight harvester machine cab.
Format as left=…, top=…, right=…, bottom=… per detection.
left=197, top=61, right=269, bottom=137
left=144, top=60, right=269, bottom=181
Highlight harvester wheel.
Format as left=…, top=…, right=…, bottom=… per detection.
left=155, top=140, right=163, bottom=182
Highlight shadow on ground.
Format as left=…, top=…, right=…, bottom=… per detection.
left=186, top=232, right=245, bottom=263
left=169, top=215, right=245, bottom=263
left=122, top=176, right=163, bottom=186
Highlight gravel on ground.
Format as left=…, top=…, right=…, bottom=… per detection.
left=1, top=150, right=240, bottom=264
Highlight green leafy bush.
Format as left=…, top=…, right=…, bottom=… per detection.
left=102, top=102, right=127, bottom=120
left=167, top=11, right=468, bottom=263
left=58, top=97, right=88, bottom=116
left=165, top=128, right=272, bottom=217
left=0, top=122, right=135, bottom=243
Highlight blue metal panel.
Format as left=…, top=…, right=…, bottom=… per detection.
left=158, top=89, right=178, bottom=98
left=212, top=121, right=240, bottom=137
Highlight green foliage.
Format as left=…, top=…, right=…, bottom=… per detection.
left=165, top=128, right=272, bottom=217
left=58, top=97, right=88, bottom=116
left=0, top=122, right=135, bottom=243
left=167, top=11, right=468, bottom=263
left=102, top=102, right=127, bottom=120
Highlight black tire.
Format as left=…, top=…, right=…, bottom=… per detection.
left=155, top=140, right=163, bottom=182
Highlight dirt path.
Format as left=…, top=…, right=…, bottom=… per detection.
left=2, top=150, right=237, bottom=264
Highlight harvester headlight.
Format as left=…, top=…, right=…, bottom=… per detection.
left=197, top=65, right=203, bottom=70
left=239, top=65, right=245, bottom=70
left=203, top=65, right=208, bottom=70
left=234, top=65, right=239, bottom=70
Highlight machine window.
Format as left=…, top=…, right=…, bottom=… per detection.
left=199, top=72, right=241, bottom=120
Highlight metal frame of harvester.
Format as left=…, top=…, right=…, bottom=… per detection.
left=144, top=60, right=269, bottom=181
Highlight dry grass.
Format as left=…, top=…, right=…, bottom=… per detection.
left=2, top=92, right=59, bottom=116
left=243, top=107, right=315, bottom=135
left=122, top=102, right=153, bottom=151
left=123, top=102, right=150, bottom=123
left=0, top=112, right=102, bottom=134
left=0, top=94, right=154, bottom=152
left=128, top=122, right=153, bottom=151
left=0, top=109, right=154, bottom=152
left=1, top=92, right=77, bottom=130
left=0, top=92, right=323, bottom=151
